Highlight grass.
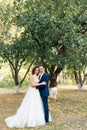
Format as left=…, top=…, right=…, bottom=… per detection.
left=0, top=78, right=30, bottom=89
left=0, top=88, right=87, bottom=130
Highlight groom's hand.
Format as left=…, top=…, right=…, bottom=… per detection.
left=42, top=81, right=46, bottom=85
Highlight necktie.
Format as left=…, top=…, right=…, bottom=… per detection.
left=39, top=75, right=41, bottom=80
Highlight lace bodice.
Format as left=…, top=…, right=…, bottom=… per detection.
left=30, top=74, right=39, bottom=88
left=34, top=75, right=39, bottom=82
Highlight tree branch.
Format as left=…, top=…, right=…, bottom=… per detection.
left=20, top=59, right=35, bottom=85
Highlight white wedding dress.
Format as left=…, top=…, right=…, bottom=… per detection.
left=5, top=76, right=52, bottom=128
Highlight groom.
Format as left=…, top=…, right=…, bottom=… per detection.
left=36, top=65, right=50, bottom=123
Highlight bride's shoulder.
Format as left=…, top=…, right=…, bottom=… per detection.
left=31, top=74, right=39, bottom=82
left=31, top=74, right=37, bottom=79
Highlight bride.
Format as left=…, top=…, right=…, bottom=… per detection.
left=5, top=66, right=51, bottom=128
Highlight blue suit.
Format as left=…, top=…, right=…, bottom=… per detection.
left=36, top=73, right=49, bottom=122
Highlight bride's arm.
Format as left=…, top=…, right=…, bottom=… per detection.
left=31, top=75, right=46, bottom=87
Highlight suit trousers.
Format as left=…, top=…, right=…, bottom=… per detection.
left=41, top=96, right=49, bottom=122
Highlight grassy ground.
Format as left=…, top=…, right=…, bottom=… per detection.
left=0, top=87, right=87, bottom=130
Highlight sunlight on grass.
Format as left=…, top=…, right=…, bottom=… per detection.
left=0, top=89, right=87, bottom=130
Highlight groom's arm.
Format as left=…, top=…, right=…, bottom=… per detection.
left=36, top=74, right=49, bottom=89
left=36, top=84, right=45, bottom=89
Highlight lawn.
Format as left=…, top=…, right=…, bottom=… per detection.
left=0, top=88, right=87, bottom=130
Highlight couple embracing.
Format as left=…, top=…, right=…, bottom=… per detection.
left=5, top=65, right=52, bottom=128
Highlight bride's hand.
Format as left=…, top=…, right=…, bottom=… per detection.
left=42, top=81, right=46, bottom=85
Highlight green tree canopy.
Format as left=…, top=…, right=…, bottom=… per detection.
left=0, top=0, right=87, bottom=90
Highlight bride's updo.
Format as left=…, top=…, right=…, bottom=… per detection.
left=32, top=66, right=39, bottom=74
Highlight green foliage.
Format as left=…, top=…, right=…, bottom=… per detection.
left=0, top=0, right=87, bottom=87
left=15, top=0, right=87, bottom=68
left=66, top=4, right=87, bottom=70
left=0, top=77, right=30, bottom=89
left=0, top=79, right=14, bottom=88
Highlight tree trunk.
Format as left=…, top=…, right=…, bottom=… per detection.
left=77, top=83, right=83, bottom=90
left=50, top=72, right=57, bottom=88
left=73, top=66, right=86, bottom=90
left=20, top=59, right=34, bottom=85
left=14, top=78, right=20, bottom=94
left=73, top=68, right=82, bottom=89
left=49, top=65, right=63, bottom=88
left=15, top=85, right=20, bottom=94
left=49, top=87, right=58, bottom=99
left=49, top=72, right=58, bottom=99
left=13, top=68, right=20, bottom=93
left=73, top=66, right=79, bottom=84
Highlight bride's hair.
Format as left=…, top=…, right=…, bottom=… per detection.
left=32, top=66, right=39, bottom=74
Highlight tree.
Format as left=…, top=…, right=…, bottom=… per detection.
left=66, top=2, right=87, bottom=89
left=0, top=0, right=87, bottom=92
left=0, top=40, right=35, bottom=93
left=0, top=2, right=35, bottom=93
left=18, top=0, right=87, bottom=88
left=15, top=0, right=71, bottom=87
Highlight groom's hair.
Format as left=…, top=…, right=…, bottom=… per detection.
left=39, top=65, right=45, bottom=68
left=39, top=65, right=46, bottom=72
left=32, top=66, right=39, bottom=74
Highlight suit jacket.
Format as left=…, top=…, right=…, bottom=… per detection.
left=36, top=73, right=49, bottom=97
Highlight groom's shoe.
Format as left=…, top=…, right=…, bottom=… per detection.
left=45, top=119, right=49, bottom=123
